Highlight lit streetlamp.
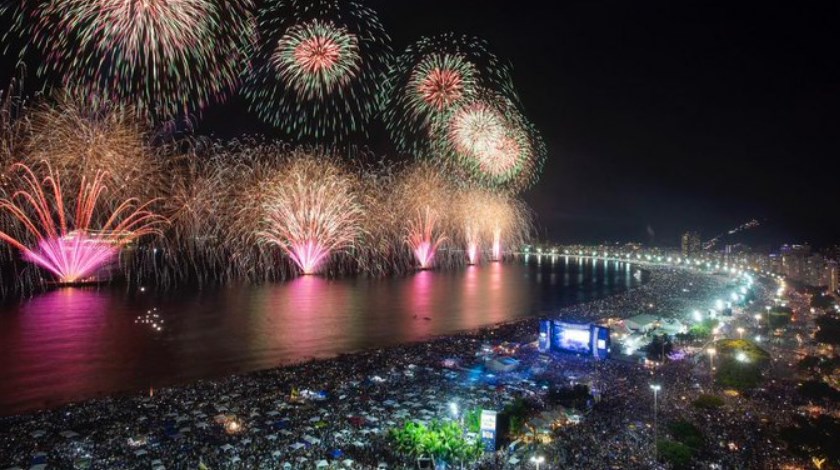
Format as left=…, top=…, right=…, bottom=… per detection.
left=449, top=402, right=459, bottom=419
left=737, top=327, right=745, bottom=339
left=530, top=455, right=545, bottom=470
left=707, top=348, right=717, bottom=379
left=650, top=384, right=662, bottom=461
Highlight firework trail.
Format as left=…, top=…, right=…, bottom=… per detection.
left=393, top=162, right=456, bottom=270
left=244, top=0, right=391, bottom=140
left=19, top=94, right=166, bottom=203
left=258, top=151, right=364, bottom=275
left=381, top=34, right=517, bottom=156
left=455, top=187, right=494, bottom=265
left=0, top=162, right=166, bottom=284
left=406, top=206, right=446, bottom=270
left=453, top=188, right=532, bottom=264
left=13, top=0, right=255, bottom=123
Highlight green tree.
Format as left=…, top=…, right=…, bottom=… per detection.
left=768, top=306, right=793, bottom=329
left=668, top=420, right=704, bottom=449
left=815, top=315, right=840, bottom=348
left=644, top=334, right=674, bottom=361
left=811, top=294, right=834, bottom=310
left=463, top=408, right=481, bottom=433
left=692, top=394, right=724, bottom=410
left=658, top=440, right=694, bottom=468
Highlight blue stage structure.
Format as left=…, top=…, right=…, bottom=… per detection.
left=538, top=320, right=610, bottom=359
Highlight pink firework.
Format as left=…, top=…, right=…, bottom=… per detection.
left=271, top=19, right=361, bottom=100
left=0, top=163, right=166, bottom=284
left=285, top=239, right=331, bottom=276
left=22, top=234, right=117, bottom=283
left=465, top=226, right=480, bottom=265
left=406, top=206, right=447, bottom=270
left=492, top=227, right=502, bottom=261
left=294, top=35, right=343, bottom=74
left=259, top=155, right=363, bottom=276
left=417, top=67, right=464, bottom=111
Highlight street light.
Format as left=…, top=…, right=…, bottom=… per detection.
left=650, top=384, right=662, bottom=462
left=707, top=348, right=717, bottom=378
left=448, top=402, right=459, bottom=419
left=737, top=327, right=745, bottom=339
left=530, top=455, right=545, bottom=470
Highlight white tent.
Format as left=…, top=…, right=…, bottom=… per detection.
left=316, top=460, right=329, bottom=468
left=220, top=444, right=234, bottom=452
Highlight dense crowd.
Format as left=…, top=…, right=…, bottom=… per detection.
left=0, top=265, right=814, bottom=469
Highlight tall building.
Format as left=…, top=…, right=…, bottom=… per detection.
left=681, top=231, right=702, bottom=256
left=826, top=261, right=839, bottom=294
left=780, top=244, right=811, bottom=282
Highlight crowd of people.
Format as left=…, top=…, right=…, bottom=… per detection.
left=0, top=264, right=815, bottom=469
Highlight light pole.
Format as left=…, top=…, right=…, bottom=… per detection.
left=737, top=327, right=745, bottom=339
left=707, top=347, right=717, bottom=381
left=530, top=455, right=545, bottom=470
left=650, top=384, right=661, bottom=462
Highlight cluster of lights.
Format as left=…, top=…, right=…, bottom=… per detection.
left=135, top=308, right=164, bottom=332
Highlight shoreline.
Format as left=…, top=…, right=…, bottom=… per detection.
left=0, top=262, right=763, bottom=470
left=1, top=261, right=656, bottom=420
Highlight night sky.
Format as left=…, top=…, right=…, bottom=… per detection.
left=4, top=1, right=840, bottom=247
left=364, top=1, right=840, bottom=247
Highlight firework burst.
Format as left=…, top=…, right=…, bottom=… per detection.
left=431, top=90, right=546, bottom=192
left=0, top=162, right=166, bottom=284
left=258, top=152, right=364, bottom=275
left=19, top=94, right=166, bottom=203
left=19, top=0, right=255, bottom=122
left=244, top=0, right=391, bottom=140
left=393, top=162, right=456, bottom=270
left=381, top=34, right=517, bottom=155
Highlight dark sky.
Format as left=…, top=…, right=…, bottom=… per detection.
left=4, top=1, right=840, bottom=247
left=368, top=0, right=840, bottom=247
